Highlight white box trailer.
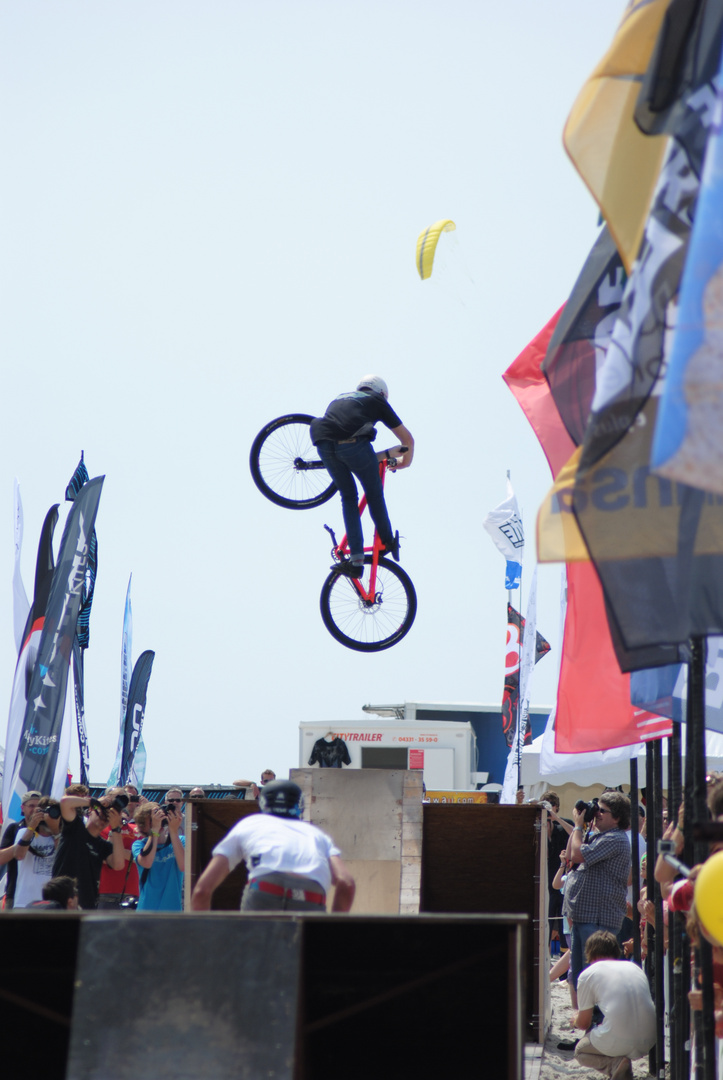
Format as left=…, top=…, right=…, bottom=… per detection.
left=299, top=718, right=478, bottom=791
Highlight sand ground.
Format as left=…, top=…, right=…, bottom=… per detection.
left=540, top=975, right=653, bottom=1080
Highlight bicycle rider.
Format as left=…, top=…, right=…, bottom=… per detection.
left=310, top=376, right=414, bottom=579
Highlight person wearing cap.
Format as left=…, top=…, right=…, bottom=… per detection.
left=310, top=376, right=414, bottom=579
left=12, top=796, right=63, bottom=908
left=0, top=790, right=44, bottom=909
left=191, top=780, right=355, bottom=913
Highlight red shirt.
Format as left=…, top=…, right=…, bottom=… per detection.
left=99, top=822, right=139, bottom=897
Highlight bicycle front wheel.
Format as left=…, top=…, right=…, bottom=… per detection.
left=249, top=414, right=337, bottom=509
left=320, top=556, right=417, bottom=652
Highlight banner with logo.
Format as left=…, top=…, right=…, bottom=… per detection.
left=119, top=650, right=155, bottom=785
left=4, top=477, right=104, bottom=823
left=1, top=504, right=59, bottom=825
left=483, top=478, right=525, bottom=589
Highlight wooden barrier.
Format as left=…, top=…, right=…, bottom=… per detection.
left=0, top=911, right=526, bottom=1080
left=421, top=802, right=549, bottom=1042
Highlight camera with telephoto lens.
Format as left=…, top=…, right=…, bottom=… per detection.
left=39, top=805, right=61, bottom=820
left=90, top=793, right=129, bottom=820
left=575, top=797, right=599, bottom=824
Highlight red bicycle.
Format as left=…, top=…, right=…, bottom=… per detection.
left=250, top=414, right=417, bottom=652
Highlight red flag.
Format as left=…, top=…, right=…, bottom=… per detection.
left=557, top=561, right=672, bottom=752
left=502, top=308, right=574, bottom=479
left=503, top=317, right=671, bottom=752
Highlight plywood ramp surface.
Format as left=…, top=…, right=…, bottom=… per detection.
left=292, top=768, right=422, bottom=914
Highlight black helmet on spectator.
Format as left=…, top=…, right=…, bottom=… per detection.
left=259, top=780, right=303, bottom=819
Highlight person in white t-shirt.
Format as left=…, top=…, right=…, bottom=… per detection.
left=191, top=780, right=355, bottom=913
left=14, top=797, right=63, bottom=908
left=574, top=930, right=656, bottom=1080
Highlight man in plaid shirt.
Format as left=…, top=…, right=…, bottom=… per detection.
left=566, top=791, right=632, bottom=990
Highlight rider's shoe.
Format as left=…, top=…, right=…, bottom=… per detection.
left=383, top=532, right=401, bottom=562
left=330, top=561, right=364, bottom=579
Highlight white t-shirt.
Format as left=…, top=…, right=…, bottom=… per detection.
left=213, top=815, right=341, bottom=894
left=577, top=959, right=656, bottom=1059
left=15, top=833, right=57, bottom=907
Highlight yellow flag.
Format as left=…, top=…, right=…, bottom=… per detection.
left=536, top=448, right=590, bottom=563
left=564, top=0, right=669, bottom=273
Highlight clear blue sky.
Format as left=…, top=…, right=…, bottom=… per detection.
left=0, top=1, right=623, bottom=785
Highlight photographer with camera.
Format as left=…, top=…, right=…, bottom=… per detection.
left=53, top=785, right=126, bottom=910
left=566, top=792, right=632, bottom=992
left=1, top=790, right=42, bottom=908
left=132, top=800, right=185, bottom=911
left=0, top=795, right=63, bottom=908
left=97, top=787, right=140, bottom=910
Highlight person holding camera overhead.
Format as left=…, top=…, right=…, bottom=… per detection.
left=132, top=801, right=185, bottom=911
left=53, top=785, right=126, bottom=910
left=566, top=792, right=632, bottom=992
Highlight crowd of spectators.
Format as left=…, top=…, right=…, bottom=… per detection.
left=0, top=769, right=277, bottom=911
left=542, top=778, right=723, bottom=1077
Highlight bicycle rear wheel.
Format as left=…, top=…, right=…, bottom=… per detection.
left=249, top=414, right=337, bottom=509
left=320, top=556, right=417, bottom=652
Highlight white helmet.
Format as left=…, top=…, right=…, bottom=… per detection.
left=357, top=374, right=389, bottom=399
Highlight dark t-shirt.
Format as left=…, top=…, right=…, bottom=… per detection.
left=53, top=814, right=113, bottom=910
left=547, top=821, right=571, bottom=889
left=310, top=390, right=402, bottom=445
left=308, top=737, right=352, bottom=768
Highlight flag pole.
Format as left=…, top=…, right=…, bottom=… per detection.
left=687, top=636, right=716, bottom=1080
left=507, top=469, right=524, bottom=796
left=506, top=471, right=517, bottom=791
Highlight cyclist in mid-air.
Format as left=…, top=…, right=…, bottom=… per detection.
left=310, top=375, right=415, bottom=578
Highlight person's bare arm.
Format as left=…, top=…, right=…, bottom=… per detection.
left=569, top=807, right=586, bottom=864
left=390, top=424, right=414, bottom=469
left=551, top=852, right=567, bottom=891
left=654, top=819, right=683, bottom=886
left=191, top=855, right=231, bottom=911
left=548, top=808, right=574, bottom=836
left=60, top=795, right=89, bottom=822
left=574, top=1007, right=594, bottom=1031
left=136, top=807, right=165, bottom=869
left=105, top=808, right=126, bottom=871
left=329, top=855, right=355, bottom=912
left=167, top=807, right=185, bottom=872
left=12, top=811, right=45, bottom=862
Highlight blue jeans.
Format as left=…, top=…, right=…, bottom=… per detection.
left=316, top=439, right=394, bottom=560
left=571, top=920, right=621, bottom=988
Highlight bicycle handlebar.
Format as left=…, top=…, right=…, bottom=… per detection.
left=376, top=444, right=409, bottom=464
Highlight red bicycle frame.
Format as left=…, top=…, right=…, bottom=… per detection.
left=328, top=457, right=394, bottom=601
